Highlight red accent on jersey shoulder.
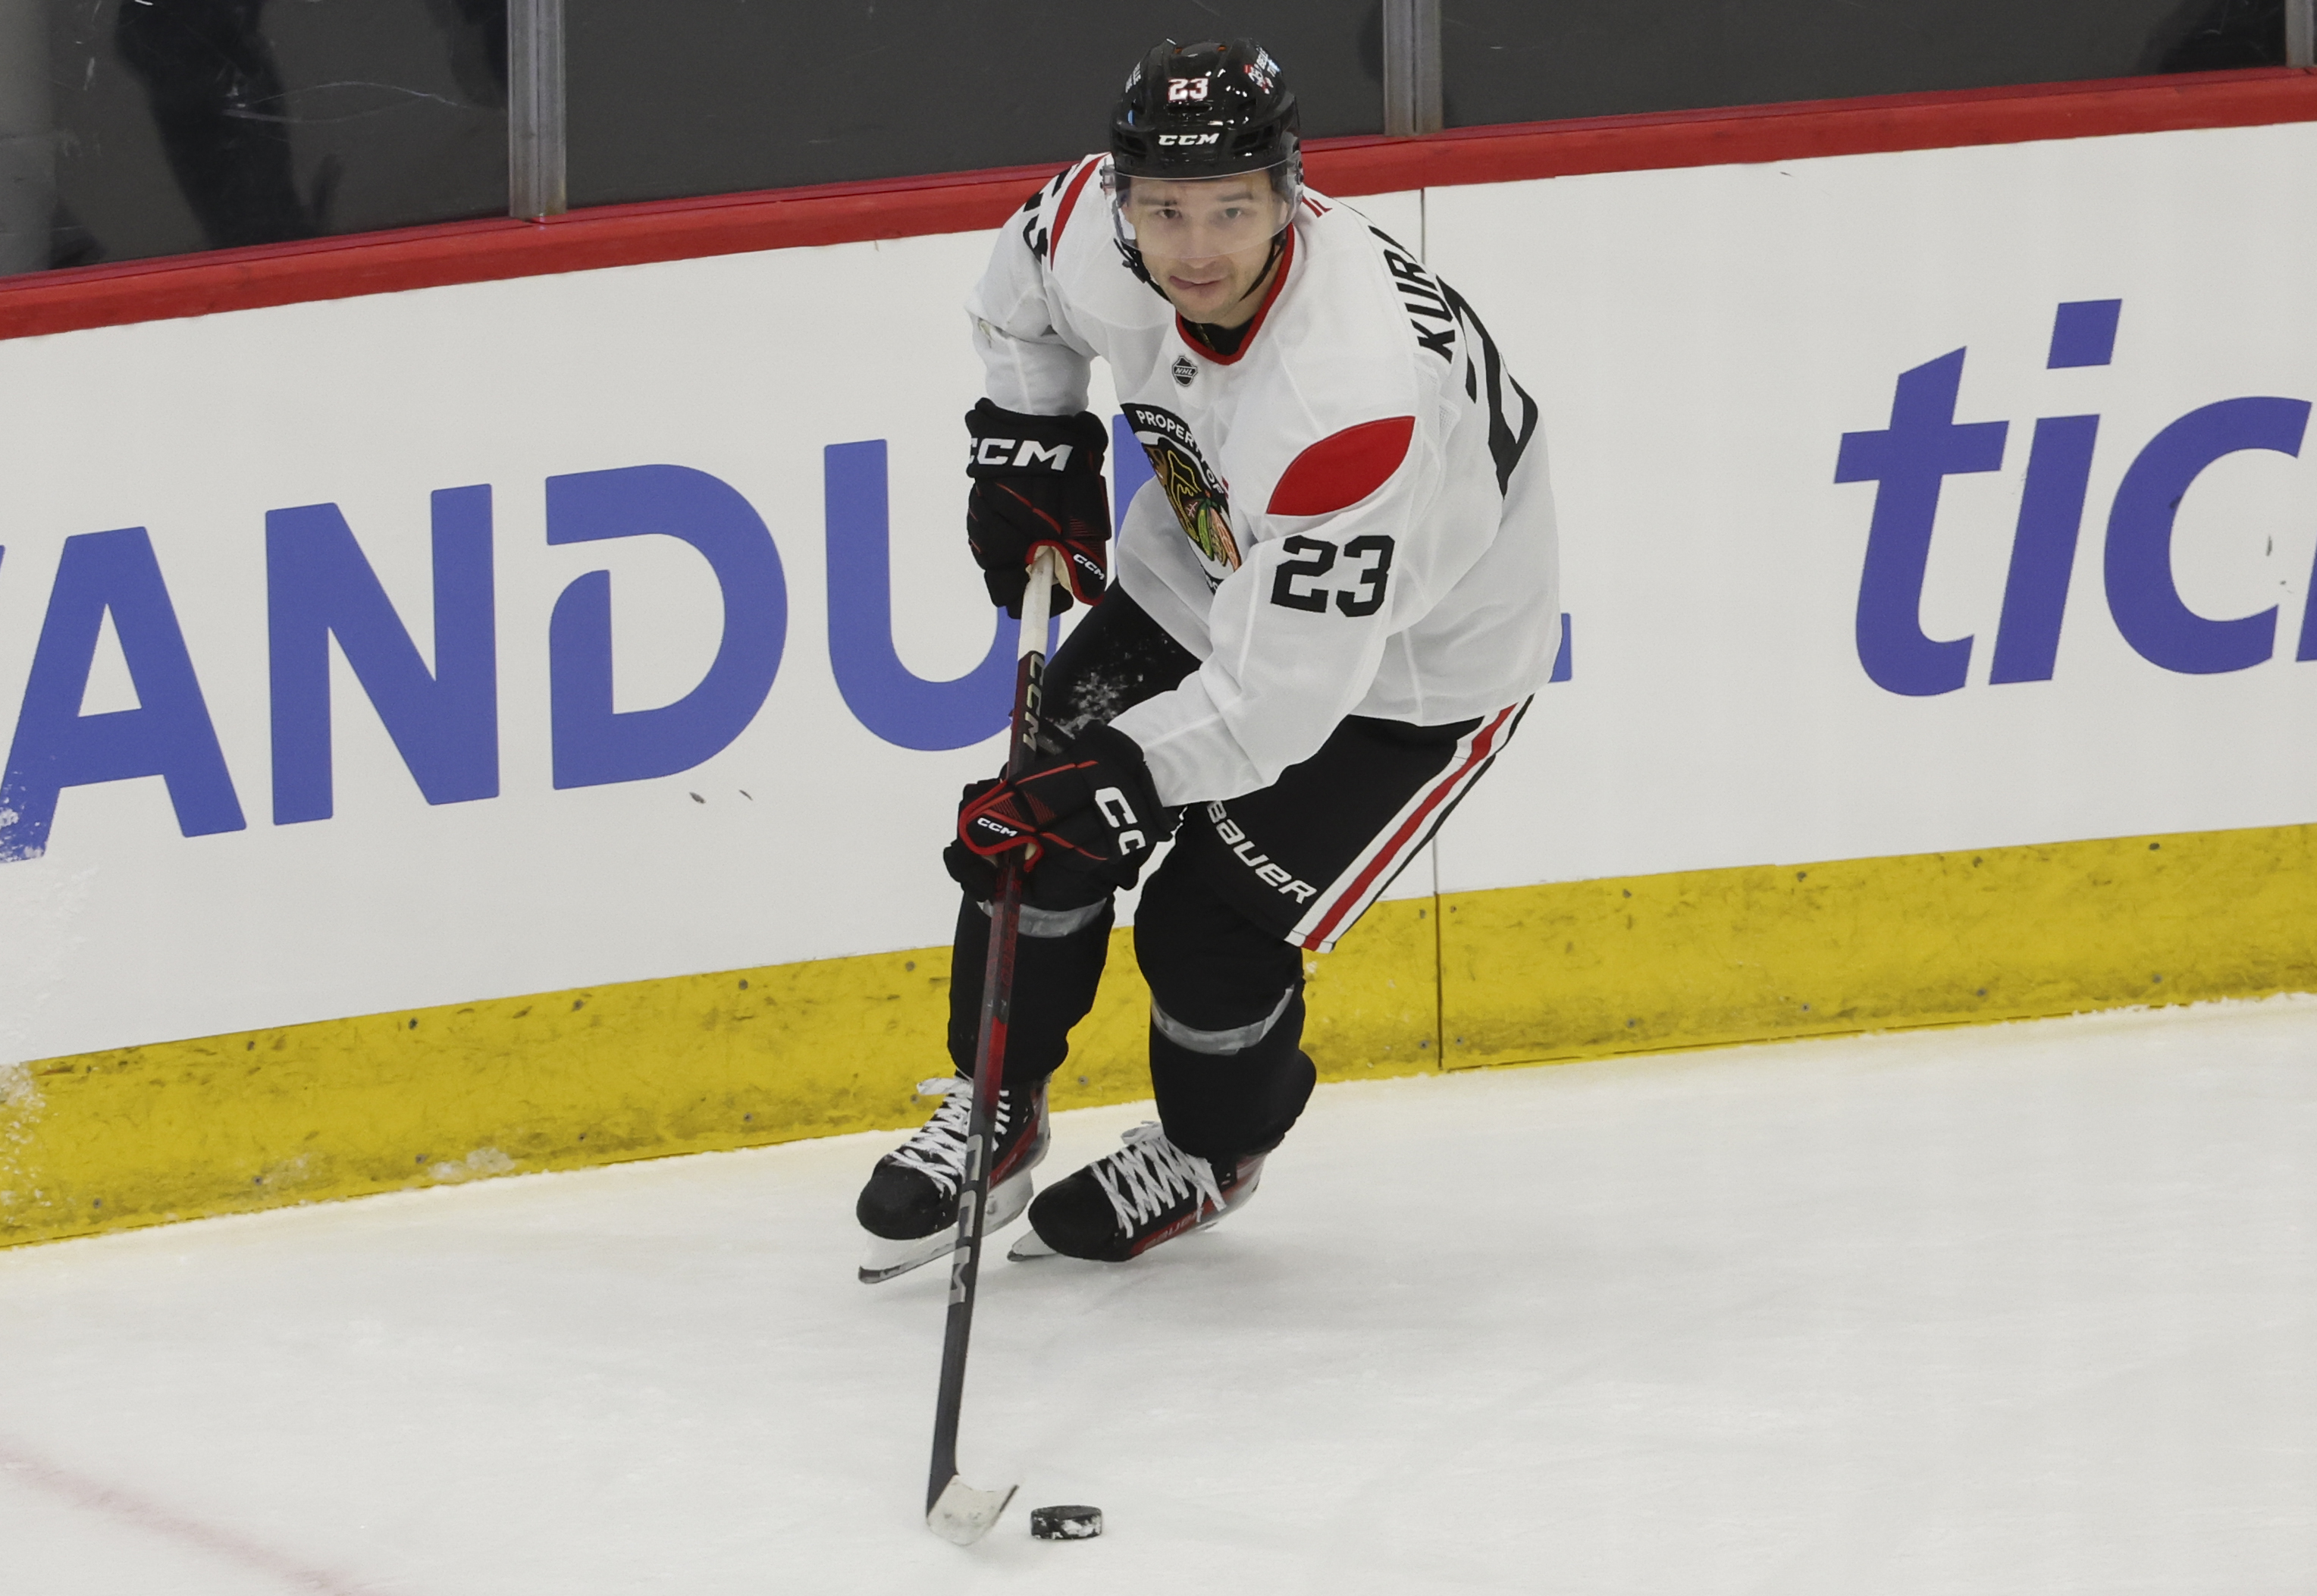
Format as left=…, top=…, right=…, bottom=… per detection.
left=1267, top=416, right=1416, bottom=517
left=1047, top=158, right=1102, bottom=258
left=1175, top=227, right=1296, bottom=367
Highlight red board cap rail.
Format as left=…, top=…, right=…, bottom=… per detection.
left=4, top=67, right=2314, bottom=344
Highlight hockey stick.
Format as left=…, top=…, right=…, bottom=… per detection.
left=925, top=545, right=1061, bottom=1546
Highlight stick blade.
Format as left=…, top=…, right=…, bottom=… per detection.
left=927, top=1473, right=1018, bottom=1545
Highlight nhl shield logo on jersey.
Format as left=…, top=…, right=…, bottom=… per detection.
left=1171, top=355, right=1196, bottom=387
left=1124, top=401, right=1241, bottom=583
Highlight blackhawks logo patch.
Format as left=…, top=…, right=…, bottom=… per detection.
left=1123, top=401, right=1240, bottom=585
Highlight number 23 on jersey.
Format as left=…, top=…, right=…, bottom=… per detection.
left=1270, top=535, right=1395, bottom=617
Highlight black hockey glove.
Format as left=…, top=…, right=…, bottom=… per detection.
left=947, top=723, right=1174, bottom=893
left=964, top=399, right=1111, bottom=617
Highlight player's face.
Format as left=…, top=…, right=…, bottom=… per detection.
left=1124, top=175, right=1290, bottom=327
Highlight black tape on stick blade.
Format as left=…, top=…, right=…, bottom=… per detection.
left=1030, top=1504, right=1103, bottom=1541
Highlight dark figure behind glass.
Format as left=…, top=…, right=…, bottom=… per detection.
left=83, top=0, right=2284, bottom=265
left=114, top=0, right=313, bottom=249
left=111, top=0, right=506, bottom=253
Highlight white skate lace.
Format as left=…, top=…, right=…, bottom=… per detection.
left=1091, top=1122, right=1225, bottom=1232
left=889, top=1079, right=1008, bottom=1200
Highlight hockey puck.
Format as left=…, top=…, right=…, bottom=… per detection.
left=1029, top=1504, right=1103, bottom=1541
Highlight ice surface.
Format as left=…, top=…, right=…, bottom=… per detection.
left=1, top=999, right=2312, bottom=1594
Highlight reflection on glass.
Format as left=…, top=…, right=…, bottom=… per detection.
left=2, top=0, right=2297, bottom=281
left=114, top=0, right=313, bottom=249
left=12, top=0, right=509, bottom=277
left=1439, top=0, right=2282, bottom=130
left=2139, top=0, right=2285, bottom=71
left=1, top=0, right=52, bottom=274
left=566, top=1, right=1383, bottom=208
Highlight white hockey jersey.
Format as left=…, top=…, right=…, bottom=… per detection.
left=967, top=155, right=1561, bottom=807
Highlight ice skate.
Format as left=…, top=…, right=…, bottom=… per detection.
left=856, top=1077, right=1049, bottom=1284
left=1008, top=1121, right=1263, bottom=1262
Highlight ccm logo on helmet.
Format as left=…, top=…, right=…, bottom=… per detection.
left=1157, top=133, right=1221, bottom=146
left=972, top=437, right=1076, bottom=470
left=1167, top=77, right=1210, bottom=102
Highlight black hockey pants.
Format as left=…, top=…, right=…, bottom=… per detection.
left=945, top=589, right=1313, bottom=1162
left=945, top=587, right=1515, bottom=1162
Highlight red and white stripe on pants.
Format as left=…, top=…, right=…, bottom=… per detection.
left=1287, top=701, right=1525, bottom=953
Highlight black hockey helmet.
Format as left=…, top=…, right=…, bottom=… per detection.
left=1105, top=39, right=1303, bottom=299
left=1110, top=39, right=1301, bottom=187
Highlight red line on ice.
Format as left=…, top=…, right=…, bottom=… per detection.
left=0, top=1432, right=384, bottom=1595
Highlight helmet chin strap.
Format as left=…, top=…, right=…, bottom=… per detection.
left=1235, top=228, right=1289, bottom=306
left=1121, top=239, right=1165, bottom=299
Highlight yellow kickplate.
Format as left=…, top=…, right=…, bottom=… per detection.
left=8, top=824, right=2313, bottom=1251
left=1439, top=823, right=2317, bottom=1070
left=0, top=897, right=1438, bottom=1249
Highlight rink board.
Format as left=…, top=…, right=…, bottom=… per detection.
left=8, top=823, right=2313, bottom=1244
left=7, top=89, right=2317, bottom=1243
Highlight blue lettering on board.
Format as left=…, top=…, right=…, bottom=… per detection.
left=547, top=465, right=787, bottom=789
left=1842, top=299, right=2317, bottom=694
left=823, top=440, right=1014, bottom=751
left=0, top=527, right=246, bottom=859
left=267, top=487, right=499, bottom=823
left=2105, top=397, right=2311, bottom=676
left=1836, top=349, right=2010, bottom=698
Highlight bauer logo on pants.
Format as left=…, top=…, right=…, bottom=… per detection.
left=1206, top=802, right=1318, bottom=903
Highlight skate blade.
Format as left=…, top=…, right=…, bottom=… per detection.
left=926, top=1473, right=1017, bottom=1545
left=1005, top=1229, right=1058, bottom=1262
left=858, top=1228, right=955, bottom=1284
left=858, top=1169, right=1034, bottom=1284
left=1197, top=1170, right=1262, bottom=1231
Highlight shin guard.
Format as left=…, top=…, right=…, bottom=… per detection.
left=945, top=889, right=1114, bottom=1083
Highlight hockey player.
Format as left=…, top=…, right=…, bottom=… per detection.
left=856, top=37, right=1560, bottom=1279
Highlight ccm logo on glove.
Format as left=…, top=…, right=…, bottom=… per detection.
left=972, top=437, right=1080, bottom=471
left=954, top=724, right=1174, bottom=889
left=964, top=399, right=1112, bottom=618
left=1093, top=786, right=1146, bottom=855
